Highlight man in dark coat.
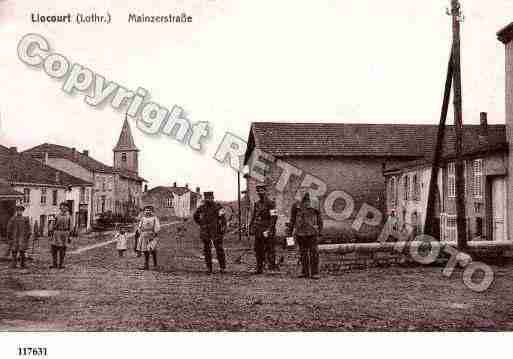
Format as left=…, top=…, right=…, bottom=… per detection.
left=7, top=205, right=31, bottom=269
left=289, top=190, right=323, bottom=279
left=193, top=191, right=227, bottom=274
left=249, top=185, right=278, bottom=274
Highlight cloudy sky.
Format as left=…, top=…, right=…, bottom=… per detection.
left=0, top=0, right=512, bottom=200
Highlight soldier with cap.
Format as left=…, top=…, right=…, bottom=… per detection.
left=136, top=205, right=161, bottom=270
left=50, top=202, right=72, bottom=269
left=249, top=184, right=278, bottom=274
left=6, top=204, right=31, bottom=269
left=289, top=188, right=323, bottom=279
left=193, top=191, right=227, bottom=274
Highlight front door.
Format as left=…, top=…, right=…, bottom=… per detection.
left=491, top=177, right=507, bottom=241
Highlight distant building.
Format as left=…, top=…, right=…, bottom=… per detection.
left=0, top=145, right=93, bottom=234
left=24, top=117, right=145, bottom=221
left=142, top=183, right=202, bottom=219
left=243, top=122, right=508, bottom=239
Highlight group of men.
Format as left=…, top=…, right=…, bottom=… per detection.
left=4, top=185, right=323, bottom=279
left=193, top=185, right=323, bottom=279
left=5, top=201, right=72, bottom=269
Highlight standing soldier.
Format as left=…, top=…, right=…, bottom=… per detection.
left=6, top=204, right=31, bottom=269
left=50, top=202, right=72, bottom=269
left=289, top=189, right=323, bottom=279
left=249, top=185, right=278, bottom=274
left=193, top=191, right=227, bottom=274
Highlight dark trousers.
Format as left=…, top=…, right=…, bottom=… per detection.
left=51, top=245, right=66, bottom=268
left=202, top=235, right=226, bottom=272
left=11, top=250, right=26, bottom=268
left=143, top=250, right=157, bottom=269
left=297, top=235, right=319, bottom=277
left=254, top=234, right=276, bottom=272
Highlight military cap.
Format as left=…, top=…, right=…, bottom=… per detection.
left=203, top=191, right=214, bottom=198
left=256, top=185, right=267, bottom=193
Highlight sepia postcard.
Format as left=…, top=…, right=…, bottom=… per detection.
left=1, top=0, right=513, bottom=357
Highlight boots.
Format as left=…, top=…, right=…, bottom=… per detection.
left=58, top=247, right=66, bottom=269
left=10, top=250, right=18, bottom=268
left=19, top=251, right=26, bottom=268
left=142, top=252, right=150, bottom=270
left=50, top=246, right=58, bottom=268
left=151, top=250, right=158, bottom=268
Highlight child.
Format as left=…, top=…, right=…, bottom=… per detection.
left=176, top=218, right=188, bottom=240
left=115, top=227, right=128, bottom=257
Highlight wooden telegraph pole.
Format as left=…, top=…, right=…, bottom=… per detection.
left=237, top=171, right=242, bottom=241
left=450, top=0, right=467, bottom=250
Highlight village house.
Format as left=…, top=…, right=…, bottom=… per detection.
left=142, top=182, right=202, bottom=219
left=383, top=115, right=507, bottom=241
left=23, top=117, right=145, bottom=222
left=0, top=145, right=93, bottom=235
left=499, top=22, right=513, bottom=242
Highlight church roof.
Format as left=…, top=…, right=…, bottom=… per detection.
left=113, top=117, right=139, bottom=152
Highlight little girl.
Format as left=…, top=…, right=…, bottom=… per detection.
left=115, top=227, right=128, bottom=257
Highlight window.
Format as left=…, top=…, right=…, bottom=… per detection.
left=52, top=189, right=58, bottom=205
left=445, top=215, right=457, bottom=242
left=166, top=198, right=173, bottom=208
left=80, top=187, right=85, bottom=203
left=404, top=175, right=410, bottom=200
left=412, top=173, right=420, bottom=201
left=41, top=187, right=47, bottom=205
left=85, top=188, right=89, bottom=203
left=389, top=177, right=397, bottom=205
left=472, top=159, right=483, bottom=198
left=102, top=179, right=106, bottom=191
left=23, top=188, right=30, bottom=204
left=121, top=153, right=127, bottom=162
left=448, top=162, right=456, bottom=198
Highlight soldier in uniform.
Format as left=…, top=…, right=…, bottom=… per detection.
left=193, top=191, right=227, bottom=274
left=249, top=185, right=278, bottom=274
left=50, top=202, right=72, bottom=269
left=6, top=204, right=31, bottom=269
left=289, top=189, right=323, bottom=279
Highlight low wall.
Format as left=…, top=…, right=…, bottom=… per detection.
left=316, top=240, right=513, bottom=273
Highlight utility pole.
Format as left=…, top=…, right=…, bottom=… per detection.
left=450, top=0, right=467, bottom=249
left=237, top=170, right=242, bottom=241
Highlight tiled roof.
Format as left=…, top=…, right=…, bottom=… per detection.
left=23, top=143, right=145, bottom=182
left=113, top=117, right=138, bottom=152
left=498, top=22, right=513, bottom=44
left=245, top=122, right=506, bottom=161
left=0, top=182, right=23, bottom=198
left=0, top=146, right=92, bottom=187
left=144, top=186, right=201, bottom=197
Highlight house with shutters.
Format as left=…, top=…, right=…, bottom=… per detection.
left=0, top=145, right=93, bottom=235
left=141, top=182, right=202, bottom=219
left=383, top=114, right=508, bottom=241
left=23, top=117, right=146, bottom=221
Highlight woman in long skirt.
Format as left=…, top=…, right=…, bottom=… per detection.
left=136, top=205, right=161, bottom=270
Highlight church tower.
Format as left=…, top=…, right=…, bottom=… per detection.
left=113, top=116, right=139, bottom=173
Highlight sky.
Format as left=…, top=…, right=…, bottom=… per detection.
left=0, top=0, right=512, bottom=200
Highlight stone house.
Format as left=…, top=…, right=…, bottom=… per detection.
left=142, top=183, right=202, bottom=219
left=383, top=115, right=508, bottom=241
left=0, top=145, right=93, bottom=234
left=23, top=117, right=145, bottom=221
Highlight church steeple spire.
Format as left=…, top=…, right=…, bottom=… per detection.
left=113, top=115, right=138, bottom=152
left=113, top=115, right=139, bottom=173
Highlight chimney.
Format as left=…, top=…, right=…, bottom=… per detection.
left=71, top=147, right=77, bottom=159
left=185, top=183, right=189, bottom=189
left=173, top=182, right=177, bottom=188
left=82, top=149, right=89, bottom=156
left=196, top=186, right=200, bottom=193
left=480, top=112, right=488, bottom=130
left=9, top=146, right=17, bottom=155
left=144, top=184, right=148, bottom=192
